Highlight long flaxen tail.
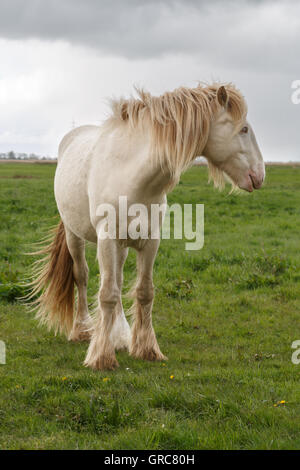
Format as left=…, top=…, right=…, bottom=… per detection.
left=27, top=220, right=75, bottom=336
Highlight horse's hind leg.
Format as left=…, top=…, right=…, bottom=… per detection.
left=130, top=239, right=167, bottom=362
left=65, top=228, right=92, bottom=342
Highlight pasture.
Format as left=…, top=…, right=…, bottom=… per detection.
left=0, top=162, right=300, bottom=450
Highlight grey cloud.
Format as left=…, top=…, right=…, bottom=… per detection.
left=0, top=0, right=299, bottom=160
left=0, top=0, right=299, bottom=73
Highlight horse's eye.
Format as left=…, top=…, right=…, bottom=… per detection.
left=241, top=126, right=248, bottom=134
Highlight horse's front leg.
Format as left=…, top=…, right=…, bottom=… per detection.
left=113, top=245, right=131, bottom=352
left=84, top=237, right=126, bottom=370
left=130, top=239, right=167, bottom=362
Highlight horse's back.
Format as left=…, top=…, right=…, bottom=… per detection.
left=58, top=125, right=100, bottom=161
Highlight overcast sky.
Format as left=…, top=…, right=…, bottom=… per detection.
left=0, top=0, right=299, bottom=161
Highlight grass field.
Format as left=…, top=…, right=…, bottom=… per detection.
left=0, top=162, right=300, bottom=450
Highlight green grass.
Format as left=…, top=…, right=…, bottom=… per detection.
left=0, top=162, right=300, bottom=450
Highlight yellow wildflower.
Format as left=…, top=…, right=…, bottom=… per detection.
left=170, top=375, right=174, bottom=380
left=274, top=400, right=287, bottom=407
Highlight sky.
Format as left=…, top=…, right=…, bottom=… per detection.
left=0, top=0, right=299, bottom=161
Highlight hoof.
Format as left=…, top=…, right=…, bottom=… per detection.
left=84, top=355, right=119, bottom=371
left=68, top=319, right=93, bottom=342
left=130, top=345, right=167, bottom=362
left=68, top=328, right=92, bottom=342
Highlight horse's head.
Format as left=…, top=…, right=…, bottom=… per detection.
left=203, top=86, right=265, bottom=192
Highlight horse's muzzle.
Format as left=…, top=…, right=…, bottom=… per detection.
left=249, top=170, right=265, bottom=190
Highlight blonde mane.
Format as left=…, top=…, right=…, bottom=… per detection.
left=109, top=83, right=247, bottom=186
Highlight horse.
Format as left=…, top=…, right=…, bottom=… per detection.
left=29, top=83, right=265, bottom=370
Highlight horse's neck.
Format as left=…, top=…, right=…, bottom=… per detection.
left=112, top=125, right=177, bottom=199
left=140, top=163, right=175, bottom=197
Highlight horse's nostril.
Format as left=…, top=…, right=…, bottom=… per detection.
left=249, top=172, right=264, bottom=189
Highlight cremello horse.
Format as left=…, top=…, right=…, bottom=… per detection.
left=30, top=83, right=265, bottom=370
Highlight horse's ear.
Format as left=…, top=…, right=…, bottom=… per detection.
left=217, top=86, right=228, bottom=107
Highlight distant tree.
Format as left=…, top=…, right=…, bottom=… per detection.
left=8, top=150, right=16, bottom=160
